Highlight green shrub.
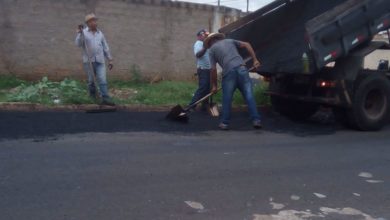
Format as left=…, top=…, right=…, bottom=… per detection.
left=7, top=77, right=93, bottom=105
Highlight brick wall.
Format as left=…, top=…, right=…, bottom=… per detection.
left=0, top=0, right=242, bottom=80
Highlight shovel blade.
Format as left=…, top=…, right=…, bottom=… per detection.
left=208, top=103, right=220, bottom=117
left=166, top=105, right=189, bottom=123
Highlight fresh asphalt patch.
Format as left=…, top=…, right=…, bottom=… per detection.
left=0, top=109, right=345, bottom=140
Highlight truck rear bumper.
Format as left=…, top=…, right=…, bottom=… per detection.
left=266, top=91, right=342, bottom=106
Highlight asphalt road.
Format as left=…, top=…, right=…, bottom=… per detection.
left=0, top=110, right=389, bottom=220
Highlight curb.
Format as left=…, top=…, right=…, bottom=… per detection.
left=0, top=102, right=271, bottom=113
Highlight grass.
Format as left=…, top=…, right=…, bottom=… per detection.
left=0, top=75, right=26, bottom=102
left=110, top=79, right=270, bottom=106
left=0, top=75, right=26, bottom=90
left=0, top=92, right=6, bottom=102
left=0, top=75, right=270, bottom=106
left=110, top=80, right=198, bottom=105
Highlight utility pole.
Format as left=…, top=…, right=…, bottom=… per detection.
left=217, top=0, right=220, bottom=7
left=246, top=0, right=249, bottom=12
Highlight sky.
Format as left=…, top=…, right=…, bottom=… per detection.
left=173, top=0, right=275, bottom=12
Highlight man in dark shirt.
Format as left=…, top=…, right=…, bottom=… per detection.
left=205, top=33, right=262, bottom=130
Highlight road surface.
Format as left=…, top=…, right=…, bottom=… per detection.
left=0, top=110, right=389, bottom=219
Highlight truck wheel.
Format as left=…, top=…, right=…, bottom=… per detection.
left=347, top=73, right=390, bottom=131
left=271, top=96, right=319, bottom=120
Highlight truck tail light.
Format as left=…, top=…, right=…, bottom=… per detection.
left=317, top=80, right=336, bottom=88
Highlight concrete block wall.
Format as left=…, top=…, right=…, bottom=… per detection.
left=0, top=0, right=243, bottom=80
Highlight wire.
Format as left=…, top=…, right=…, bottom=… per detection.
left=179, top=0, right=245, bottom=5
left=172, top=0, right=257, bottom=11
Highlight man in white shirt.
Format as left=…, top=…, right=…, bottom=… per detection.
left=75, top=13, right=115, bottom=106
left=189, top=29, right=211, bottom=110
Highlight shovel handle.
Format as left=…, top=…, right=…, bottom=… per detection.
left=248, top=66, right=257, bottom=72
left=185, top=88, right=221, bottom=111
left=184, top=66, right=257, bottom=111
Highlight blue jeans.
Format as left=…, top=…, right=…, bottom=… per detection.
left=221, top=66, right=261, bottom=124
left=190, top=69, right=211, bottom=107
left=83, top=62, right=110, bottom=99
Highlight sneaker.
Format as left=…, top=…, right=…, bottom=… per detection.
left=218, top=123, right=229, bottom=130
left=253, top=120, right=263, bottom=129
left=101, top=98, right=116, bottom=106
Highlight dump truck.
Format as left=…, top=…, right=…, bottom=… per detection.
left=220, top=0, right=390, bottom=131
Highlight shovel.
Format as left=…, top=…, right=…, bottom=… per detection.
left=166, top=65, right=259, bottom=122
left=166, top=88, right=221, bottom=123
left=208, top=95, right=219, bottom=117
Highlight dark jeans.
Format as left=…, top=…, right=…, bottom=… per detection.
left=221, top=66, right=261, bottom=124
left=190, top=68, right=211, bottom=107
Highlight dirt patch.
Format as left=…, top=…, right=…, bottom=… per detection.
left=109, top=88, right=138, bottom=100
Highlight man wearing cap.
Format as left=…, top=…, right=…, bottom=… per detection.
left=75, top=13, right=115, bottom=106
left=205, top=33, right=262, bottom=130
left=189, top=29, right=211, bottom=110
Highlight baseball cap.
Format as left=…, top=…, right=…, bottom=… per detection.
left=196, top=29, right=209, bottom=36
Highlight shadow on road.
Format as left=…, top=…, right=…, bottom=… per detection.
left=0, top=109, right=347, bottom=140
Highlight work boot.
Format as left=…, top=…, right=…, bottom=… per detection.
left=101, top=98, right=116, bottom=106
left=253, top=120, right=263, bottom=129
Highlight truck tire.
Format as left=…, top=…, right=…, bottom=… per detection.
left=271, top=96, right=319, bottom=120
left=347, top=73, right=390, bottom=131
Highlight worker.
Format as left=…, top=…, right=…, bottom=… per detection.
left=189, top=29, right=211, bottom=111
left=205, top=33, right=262, bottom=130
left=75, top=13, right=115, bottom=106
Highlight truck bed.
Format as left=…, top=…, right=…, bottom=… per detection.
left=220, top=0, right=347, bottom=74
left=220, top=0, right=390, bottom=74
left=306, top=0, right=390, bottom=69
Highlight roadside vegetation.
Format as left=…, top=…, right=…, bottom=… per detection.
left=0, top=75, right=270, bottom=106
